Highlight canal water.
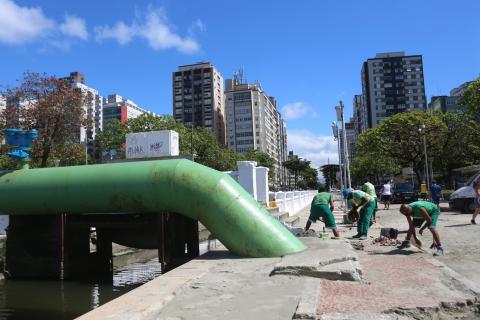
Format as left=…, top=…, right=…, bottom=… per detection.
left=0, top=256, right=163, bottom=320
left=0, top=239, right=219, bottom=319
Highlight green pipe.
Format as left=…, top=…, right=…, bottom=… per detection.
left=0, top=159, right=305, bottom=257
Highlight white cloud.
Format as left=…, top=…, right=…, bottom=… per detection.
left=95, top=9, right=200, bottom=53
left=95, top=22, right=135, bottom=45
left=0, top=0, right=54, bottom=44
left=281, top=102, right=316, bottom=121
left=288, top=129, right=338, bottom=170
left=60, top=14, right=88, bottom=40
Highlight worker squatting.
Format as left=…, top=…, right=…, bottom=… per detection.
left=304, top=182, right=444, bottom=256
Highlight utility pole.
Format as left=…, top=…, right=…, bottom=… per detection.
left=336, top=102, right=351, bottom=188
left=419, top=124, right=430, bottom=190
left=331, top=122, right=344, bottom=191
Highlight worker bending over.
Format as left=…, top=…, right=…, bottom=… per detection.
left=305, top=186, right=340, bottom=237
left=399, top=201, right=444, bottom=256
left=348, top=190, right=375, bottom=240
left=361, top=181, right=378, bottom=223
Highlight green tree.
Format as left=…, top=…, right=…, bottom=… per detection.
left=320, top=164, right=340, bottom=189
left=354, top=111, right=447, bottom=186
left=297, top=166, right=319, bottom=190
left=95, top=119, right=127, bottom=160
left=283, top=157, right=312, bottom=189
left=1, top=72, right=89, bottom=167
left=434, top=111, right=480, bottom=182
left=458, top=79, right=480, bottom=116
left=350, top=152, right=400, bottom=184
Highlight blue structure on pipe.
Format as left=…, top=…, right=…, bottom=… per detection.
left=4, top=128, right=38, bottom=160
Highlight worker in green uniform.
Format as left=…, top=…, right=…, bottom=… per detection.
left=347, top=189, right=375, bottom=240
left=399, top=201, right=444, bottom=256
left=361, top=181, right=378, bottom=223
left=305, top=186, right=339, bottom=237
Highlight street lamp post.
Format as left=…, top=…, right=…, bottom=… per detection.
left=331, top=122, right=344, bottom=191
left=335, top=101, right=351, bottom=189
left=419, top=124, right=430, bottom=190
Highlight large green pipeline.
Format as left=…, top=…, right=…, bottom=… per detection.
left=0, top=159, right=305, bottom=257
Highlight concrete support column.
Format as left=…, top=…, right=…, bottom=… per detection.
left=237, top=161, right=257, bottom=200
left=255, top=167, right=269, bottom=205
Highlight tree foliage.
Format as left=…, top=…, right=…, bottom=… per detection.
left=458, top=79, right=480, bottom=117
left=320, top=164, right=340, bottom=188
left=283, top=157, right=318, bottom=190
left=1, top=72, right=89, bottom=167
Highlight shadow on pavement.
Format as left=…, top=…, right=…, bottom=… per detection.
left=444, top=223, right=474, bottom=228
left=369, top=249, right=419, bottom=256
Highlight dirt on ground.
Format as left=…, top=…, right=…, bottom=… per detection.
left=385, top=299, right=480, bottom=320
left=297, top=229, right=318, bottom=237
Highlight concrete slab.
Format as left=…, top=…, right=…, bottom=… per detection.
left=271, top=237, right=361, bottom=281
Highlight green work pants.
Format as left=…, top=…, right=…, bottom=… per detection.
left=357, top=200, right=376, bottom=236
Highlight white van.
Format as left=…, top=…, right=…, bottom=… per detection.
left=449, top=172, right=479, bottom=213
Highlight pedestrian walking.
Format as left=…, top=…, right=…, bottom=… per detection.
left=361, top=181, right=378, bottom=223
left=471, top=174, right=480, bottom=224
left=399, top=200, right=444, bottom=256
left=347, top=190, right=375, bottom=240
left=305, top=186, right=340, bottom=237
left=381, top=181, right=392, bottom=210
left=430, top=180, right=442, bottom=209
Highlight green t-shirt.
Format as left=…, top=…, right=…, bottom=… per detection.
left=349, top=190, right=371, bottom=206
left=361, top=182, right=377, bottom=198
left=410, top=201, right=437, bottom=219
left=312, top=192, right=332, bottom=206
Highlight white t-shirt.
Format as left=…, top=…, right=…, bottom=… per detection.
left=382, top=183, right=391, bottom=195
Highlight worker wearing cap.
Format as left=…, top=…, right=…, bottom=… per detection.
left=361, top=181, right=378, bottom=223
left=305, top=186, right=340, bottom=237
left=399, top=201, right=444, bottom=256
left=347, top=189, right=375, bottom=240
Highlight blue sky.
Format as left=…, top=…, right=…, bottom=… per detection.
left=1, top=0, right=479, bottom=168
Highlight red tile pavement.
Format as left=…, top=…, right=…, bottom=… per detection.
left=317, top=251, right=471, bottom=317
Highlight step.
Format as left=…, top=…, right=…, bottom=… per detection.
left=285, top=215, right=300, bottom=226
left=272, top=211, right=289, bottom=221
left=266, top=206, right=280, bottom=214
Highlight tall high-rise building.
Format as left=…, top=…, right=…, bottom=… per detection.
left=103, top=94, right=153, bottom=127
left=352, top=94, right=368, bottom=136
left=450, top=80, right=474, bottom=97
left=172, top=62, right=226, bottom=145
left=361, top=52, right=426, bottom=128
left=275, top=110, right=289, bottom=189
left=60, top=72, right=103, bottom=155
left=224, top=77, right=287, bottom=187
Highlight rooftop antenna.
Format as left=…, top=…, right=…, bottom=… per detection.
left=233, top=67, right=246, bottom=85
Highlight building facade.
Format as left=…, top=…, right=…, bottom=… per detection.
left=428, top=95, right=461, bottom=113
left=103, top=94, right=152, bottom=127
left=172, top=62, right=226, bottom=145
left=225, top=78, right=288, bottom=187
left=352, top=94, right=368, bottom=136
left=361, top=52, right=426, bottom=128
left=60, top=72, right=103, bottom=155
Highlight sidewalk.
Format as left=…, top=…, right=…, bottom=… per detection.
left=303, top=202, right=480, bottom=319
left=79, top=203, right=480, bottom=320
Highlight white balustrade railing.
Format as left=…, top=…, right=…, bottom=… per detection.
left=269, top=190, right=317, bottom=216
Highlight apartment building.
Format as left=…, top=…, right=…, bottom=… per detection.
left=60, top=72, right=103, bottom=155
left=361, top=52, right=426, bottom=128
left=225, top=78, right=287, bottom=186
left=103, top=94, right=152, bottom=127
left=172, top=62, right=226, bottom=145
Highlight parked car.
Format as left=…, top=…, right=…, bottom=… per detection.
left=449, top=172, right=479, bottom=213
left=392, top=183, right=418, bottom=203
